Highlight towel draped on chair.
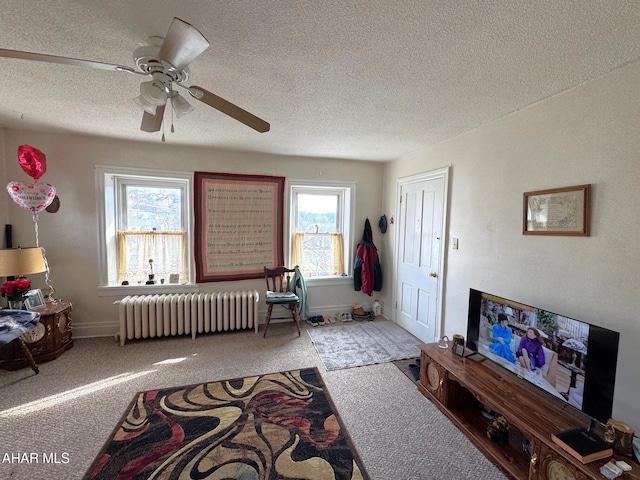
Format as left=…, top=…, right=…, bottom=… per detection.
left=291, top=265, right=309, bottom=319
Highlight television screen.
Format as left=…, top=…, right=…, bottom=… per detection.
left=466, top=288, right=619, bottom=424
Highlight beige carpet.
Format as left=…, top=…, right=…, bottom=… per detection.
left=0, top=319, right=507, bottom=480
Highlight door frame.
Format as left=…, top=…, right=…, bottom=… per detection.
left=392, top=166, right=450, bottom=342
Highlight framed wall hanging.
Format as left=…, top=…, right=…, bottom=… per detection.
left=523, top=184, right=591, bottom=236
left=194, top=172, right=285, bottom=282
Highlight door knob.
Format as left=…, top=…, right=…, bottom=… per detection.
left=429, top=272, right=438, bottom=278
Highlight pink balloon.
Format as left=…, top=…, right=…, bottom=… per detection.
left=18, top=145, right=47, bottom=181
left=6, top=181, right=56, bottom=214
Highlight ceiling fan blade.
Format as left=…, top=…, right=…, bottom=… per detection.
left=189, top=86, right=270, bottom=133
left=140, top=105, right=165, bottom=132
left=0, top=48, right=139, bottom=74
left=158, top=18, right=210, bottom=71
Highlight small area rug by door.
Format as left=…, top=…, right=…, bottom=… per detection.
left=308, top=320, right=420, bottom=371
left=84, top=368, right=369, bottom=480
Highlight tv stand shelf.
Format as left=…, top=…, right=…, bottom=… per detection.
left=418, top=343, right=639, bottom=480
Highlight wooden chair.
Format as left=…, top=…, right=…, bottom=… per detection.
left=263, top=266, right=301, bottom=337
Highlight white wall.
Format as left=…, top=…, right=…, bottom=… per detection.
left=0, top=129, right=6, bottom=240
left=381, top=61, right=640, bottom=431
left=1, top=132, right=384, bottom=337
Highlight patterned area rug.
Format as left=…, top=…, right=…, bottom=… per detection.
left=84, top=368, right=369, bottom=480
left=308, top=321, right=421, bottom=371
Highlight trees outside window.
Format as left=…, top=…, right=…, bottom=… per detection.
left=97, top=167, right=192, bottom=287
left=289, top=182, right=354, bottom=279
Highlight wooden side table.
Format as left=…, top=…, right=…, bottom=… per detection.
left=0, top=300, right=73, bottom=371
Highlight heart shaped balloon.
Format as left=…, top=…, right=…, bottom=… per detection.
left=6, top=181, right=56, bottom=214
left=18, top=145, right=47, bottom=181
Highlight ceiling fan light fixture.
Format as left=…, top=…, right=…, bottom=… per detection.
left=133, top=94, right=157, bottom=115
left=172, top=93, right=194, bottom=118
left=140, top=80, right=167, bottom=105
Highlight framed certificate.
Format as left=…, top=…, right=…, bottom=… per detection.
left=523, top=184, right=590, bottom=236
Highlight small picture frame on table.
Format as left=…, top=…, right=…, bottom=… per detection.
left=24, top=289, right=46, bottom=310
left=452, top=333, right=465, bottom=356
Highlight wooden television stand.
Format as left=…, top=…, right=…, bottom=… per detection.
left=418, top=343, right=639, bottom=480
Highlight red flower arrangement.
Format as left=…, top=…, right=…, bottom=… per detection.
left=1, top=278, right=31, bottom=302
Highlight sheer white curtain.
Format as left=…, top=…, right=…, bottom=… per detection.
left=291, top=232, right=305, bottom=268
left=117, top=231, right=188, bottom=284
left=291, top=232, right=343, bottom=276
left=330, top=232, right=344, bottom=275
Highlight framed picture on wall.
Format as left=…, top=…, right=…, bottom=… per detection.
left=523, top=184, right=591, bottom=236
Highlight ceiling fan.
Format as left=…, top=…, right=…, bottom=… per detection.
left=0, top=17, right=270, bottom=136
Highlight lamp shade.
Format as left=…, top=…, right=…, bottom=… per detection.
left=171, top=93, right=194, bottom=118
left=0, top=247, right=46, bottom=277
left=140, top=80, right=167, bottom=105
left=133, top=94, right=158, bottom=115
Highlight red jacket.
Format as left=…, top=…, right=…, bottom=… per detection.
left=353, top=219, right=382, bottom=295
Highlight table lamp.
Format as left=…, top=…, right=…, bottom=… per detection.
left=0, top=247, right=46, bottom=277
left=0, top=247, right=46, bottom=306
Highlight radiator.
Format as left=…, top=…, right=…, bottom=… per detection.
left=118, top=291, right=260, bottom=346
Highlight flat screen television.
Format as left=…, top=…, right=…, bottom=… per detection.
left=466, top=288, right=619, bottom=424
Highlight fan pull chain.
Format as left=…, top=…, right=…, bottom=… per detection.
left=161, top=116, right=166, bottom=143
left=170, top=94, right=175, bottom=133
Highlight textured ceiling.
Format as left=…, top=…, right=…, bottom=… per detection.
left=1, top=1, right=639, bottom=161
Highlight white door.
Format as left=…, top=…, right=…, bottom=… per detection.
left=395, top=169, right=448, bottom=342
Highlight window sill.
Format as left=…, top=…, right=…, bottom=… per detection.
left=304, top=276, right=353, bottom=287
left=97, top=277, right=351, bottom=296
left=97, top=284, right=200, bottom=297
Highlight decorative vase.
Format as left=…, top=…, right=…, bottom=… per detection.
left=8, top=299, right=25, bottom=310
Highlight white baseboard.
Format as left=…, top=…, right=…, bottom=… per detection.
left=72, top=320, right=119, bottom=339
left=72, top=302, right=382, bottom=338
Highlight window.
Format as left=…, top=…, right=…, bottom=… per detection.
left=97, top=167, right=192, bottom=288
left=288, top=182, right=354, bottom=279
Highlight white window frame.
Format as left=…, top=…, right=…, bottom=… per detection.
left=286, top=180, right=355, bottom=285
left=96, top=165, right=197, bottom=296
